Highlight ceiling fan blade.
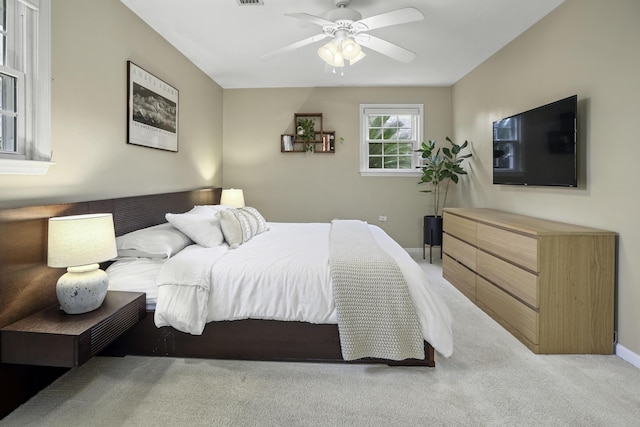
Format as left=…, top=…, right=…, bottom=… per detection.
left=261, top=33, right=329, bottom=61
left=285, top=12, right=335, bottom=27
left=355, top=7, right=424, bottom=32
left=357, top=34, right=416, bottom=63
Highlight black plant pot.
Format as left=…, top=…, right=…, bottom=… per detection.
left=423, top=215, right=443, bottom=263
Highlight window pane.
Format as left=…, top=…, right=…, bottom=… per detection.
left=0, top=72, right=17, bottom=112
left=396, top=115, right=411, bottom=127
left=0, top=0, right=5, bottom=66
left=368, top=128, right=382, bottom=140
left=396, top=128, right=412, bottom=140
left=383, top=143, right=398, bottom=155
left=369, top=143, right=382, bottom=155
left=398, top=143, right=413, bottom=154
left=0, top=71, right=16, bottom=153
left=398, top=156, right=412, bottom=169
left=368, top=115, right=383, bottom=127
left=382, top=128, right=397, bottom=140
left=383, top=156, right=398, bottom=169
left=0, top=114, right=16, bottom=152
left=369, top=157, right=382, bottom=169
left=382, top=115, right=396, bottom=128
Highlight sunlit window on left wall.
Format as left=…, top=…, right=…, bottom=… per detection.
left=0, top=0, right=52, bottom=175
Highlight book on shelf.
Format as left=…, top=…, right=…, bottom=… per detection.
left=322, top=134, right=329, bottom=151
left=282, top=135, right=294, bottom=151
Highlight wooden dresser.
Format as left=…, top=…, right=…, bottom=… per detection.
left=442, top=208, right=615, bottom=354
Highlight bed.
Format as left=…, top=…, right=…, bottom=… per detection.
left=0, top=188, right=452, bottom=367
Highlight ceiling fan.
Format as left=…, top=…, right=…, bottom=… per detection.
left=261, top=1, right=425, bottom=69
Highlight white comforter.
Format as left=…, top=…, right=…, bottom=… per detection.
left=153, top=222, right=453, bottom=358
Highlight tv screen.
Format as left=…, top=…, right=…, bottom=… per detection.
left=493, top=95, right=577, bottom=187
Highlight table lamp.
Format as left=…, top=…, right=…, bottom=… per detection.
left=220, top=188, right=245, bottom=208
left=47, top=213, right=118, bottom=314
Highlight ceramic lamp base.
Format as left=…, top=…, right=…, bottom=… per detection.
left=56, top=263, right=109, bottom=314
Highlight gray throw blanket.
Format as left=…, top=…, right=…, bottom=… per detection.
left=329, top=220, right=425, bottom=361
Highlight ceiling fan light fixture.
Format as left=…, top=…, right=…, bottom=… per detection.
left=317, top=40, right=340, bottom=65
left=341, top=38, right=362, bottom=61
left=317, top=37, right=362, bottom=68
left=333, top=52, right=345, bottom=67
left=348, top=50, right=366, bottom=65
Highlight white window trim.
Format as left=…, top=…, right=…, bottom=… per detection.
left=359, top=103, right=423, bottom=177
left=0, top=0, right=53, bottom=175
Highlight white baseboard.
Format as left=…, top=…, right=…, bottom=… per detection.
left=615, top=344, right=640, bottom=369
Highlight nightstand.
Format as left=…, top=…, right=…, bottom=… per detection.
left=0, top=291, right=145, bottom=368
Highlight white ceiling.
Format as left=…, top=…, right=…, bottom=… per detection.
left=121, top=0, right=565, bottom=89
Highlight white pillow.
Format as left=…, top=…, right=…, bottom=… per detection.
left=165, top=211, right=225, bottom=248
left=190, top=204, right=233, bottom=215
left=116, top=223, right=192, bottom=259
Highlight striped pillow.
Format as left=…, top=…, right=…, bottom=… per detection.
left=218, top=207, right=268, bottom=249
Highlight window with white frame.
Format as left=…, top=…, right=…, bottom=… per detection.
left=359, top=104, right=423, bottom=176
left=0, top=0, right=51, bottom=175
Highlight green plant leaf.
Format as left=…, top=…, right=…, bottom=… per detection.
left=416, top=136, right=473, bottom=216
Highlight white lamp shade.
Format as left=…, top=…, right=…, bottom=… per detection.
left=349, top=50, right=366, bottom=65
left=47, top=213, right=117, bottom=268
left=341, top=38, right=362, bottom=61
left=220, top=188, right=245, bottom=208
left=318, top=40, right=339, bottom=65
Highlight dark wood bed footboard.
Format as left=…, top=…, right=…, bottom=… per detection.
left=102, top=313, right=436, bottom=367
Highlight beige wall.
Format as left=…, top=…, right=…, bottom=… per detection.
left=452, top=0, right=640, bottom=356
left=222, top=87, right=452, bottom=248
left=0, top=0, right=223, bottom=209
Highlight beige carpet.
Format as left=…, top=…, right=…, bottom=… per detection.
left=3, top=251, right=639, bottom=426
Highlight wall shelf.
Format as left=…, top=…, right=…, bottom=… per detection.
left=281, top=131, right=335, bottom=153
left=281, top=113, right=335, bottom=153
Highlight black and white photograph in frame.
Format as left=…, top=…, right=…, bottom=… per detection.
left=127, top=61, right=178, bottom=152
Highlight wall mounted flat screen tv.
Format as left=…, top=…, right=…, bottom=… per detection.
left=493, top=95, right=577, bottom=187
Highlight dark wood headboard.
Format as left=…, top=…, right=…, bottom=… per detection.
left=0, top=188, right=220, bottom=329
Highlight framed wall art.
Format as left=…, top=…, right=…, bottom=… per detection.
left=127, top=61, right=179, bottom=152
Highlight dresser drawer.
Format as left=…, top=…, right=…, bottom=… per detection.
left=476, top=276, right=539, bottom=345
left=477, top=223, right=538, bottom=272
left=443, top=254, right=476, bottom=302
left=443, top=233, right=476, bottom=270
left=443, top=212, right=477, bottom=245
left=477, top=250, right=539, bottom=308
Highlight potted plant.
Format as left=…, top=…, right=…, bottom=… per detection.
left=296, top=118, right=315, bottom=152
left=416, top=137, right=472, bottom=254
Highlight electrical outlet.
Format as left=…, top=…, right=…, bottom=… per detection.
left=378, top=215, right=387, bottom=222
